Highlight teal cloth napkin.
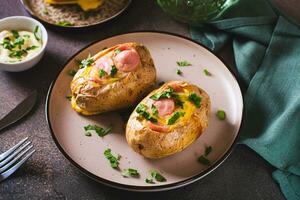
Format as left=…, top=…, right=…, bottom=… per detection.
left=190, top=1, right=300, bottom=199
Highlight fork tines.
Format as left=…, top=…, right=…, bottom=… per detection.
left=0, top=137, right=35, bottom=182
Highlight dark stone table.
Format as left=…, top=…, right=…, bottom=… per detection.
left=0, top=0, right=285, bottom=199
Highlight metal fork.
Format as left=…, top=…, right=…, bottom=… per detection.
left=0, top=137, right=35, bottom=182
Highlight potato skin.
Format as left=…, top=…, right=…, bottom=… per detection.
left=126, top=81, right=211, bottom=159
left=70, top=43, right=156, bottom=115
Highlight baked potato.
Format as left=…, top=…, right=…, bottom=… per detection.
left=126, top=81, right=211, bottom=159
left=70, top=42, right=156, bottom=115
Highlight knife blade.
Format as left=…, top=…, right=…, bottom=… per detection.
left=0, top=90, right=37, bottom=132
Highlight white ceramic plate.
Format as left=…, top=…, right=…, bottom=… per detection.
left=46, top=32, right=243, bottom=192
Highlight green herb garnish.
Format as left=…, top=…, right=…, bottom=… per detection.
left=151, top=104, right=158, bottom=116
left=176, top=69, right=182, bottom=75
left=121, top=168, right=139, bottom=177
left=145, top=178, right=155, bottom=184
left=216, top=110, right=226, bottom=120
left=114, top=49, right=122, bottom=54
left=33, top=26, right=40, bottom=41
left=11, top=30, right=19, bottom=38
left=188, top=93, right=201, bottom=108
left=104, top=148, right=120, bottom=169
left=110, top=65, right=118, bottom=77
left=56, top=21, right=74, bottom=27
left=14, top=37, right=24, bottom=49
left=176, top=60, right=191, bottom=67
left=8, top=50, right=27, bottom=59
left=85, top=132, right=92, bottom=137
left=167, top=111, right=185, bottom=125
left=66, top=96, right=72, bottom=101
left=198, top=156, right=210, bottom=165
left=1, top=38, right=14, bottom=50
left=205, top=146, right=212, bottom=156
left=99, top=69, right=107, bottom=78
left=79, top=54, right=94, bottom=69
left=68, top=69, right=77, bottom=76
left=150, top=88, right=174, bottom=100
left=150, top=170, right=167, bottom=182
left=136, top=104, right=157, bottom=123
left=84, top=124, right=112, bottom=137
left=203, top=69, right=211, bottom=76
left=26, top=46, right=38, bottom=51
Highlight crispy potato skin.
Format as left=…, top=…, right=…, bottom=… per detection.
left=126, top=81, right=211, bottom=159
left=70, top=43, right=156, bottom=115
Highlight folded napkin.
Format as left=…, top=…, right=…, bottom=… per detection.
left=190, top=0, right=300, bottom=199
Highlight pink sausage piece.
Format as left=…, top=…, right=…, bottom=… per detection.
left=114, top=49, right=140, bottom=72
left=148, top=122, right=169, bottom=133
left=153, top=98, right=175, bottom=117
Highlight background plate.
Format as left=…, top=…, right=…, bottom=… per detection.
left=20, top=0, right=131, bottom=28
left=46, top=32, right=243, bottom=191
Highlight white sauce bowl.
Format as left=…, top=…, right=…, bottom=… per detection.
left=0, top=16, right=48, bottom=72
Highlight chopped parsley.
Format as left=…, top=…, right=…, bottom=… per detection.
left=110, top=65, right=118, bottom=77
left=176, top=60, right=191, bottom=67
left=145, top=178, right=155, bottom=184
left=188, top=93, right=201, bottom=108
left=68, top=69, right=77, bottom=76
left=104, top=148, right=120, bottom=169
left=9, top=50, right=27, bottom=59
left=114, top=49, right=122, bottom=54
left=150, top=88, right=174, bottom=100
left=150, top=169, right=167, bottom=182
left=56, top=21, right=74, bottom=27
left=1, top=38, right=14, bottom=50
left=136, top=104, right=157, bottom=123
left=84, top=124, right=112, bottom=137
left=151, top=104, right=158, bottom=116
left=216, top=110, right=226, bottom=120
left=33, top=26, right=40, bottom=41
left=167, top=111, right=185, bottom=125
left=25, top=46, right=38, bottom=51
left=176, top=69, right=182, bottom=75
left=121, top=168, right=139, bottom=177
left=99, top=69, right=107, bottom=78
left=198, top=156, right=210, bottom=166
left=203, top=69, right=211, bottom=76
left=11, top=30, right=19, bottom=38
left=205, top=146, right=212, bottom=156
left=85, top=132, right=92, bottom=137
left=79, top=54, right=94, bottom=69
left=66, top=95, right=72, bottom=101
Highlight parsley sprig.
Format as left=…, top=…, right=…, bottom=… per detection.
left=136, top=104, right=157, bottom=123
left=104, top=149, right=120, bottom=169
left=145, top=169, right=167, bottom=183
left=84, top=124, right=112, bottom=137
left=121, top=168, right=139, bottom=177
left=79, top=54, right=94, bottom=69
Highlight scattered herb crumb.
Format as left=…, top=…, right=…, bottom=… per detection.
left=121, top=168, right=139, bottom=177
left=198, top=155, right=210, bottom=166
left=176, top=60, right=191, bottom=67
left=216, top=110, right=226, bottom=120
left=68, top=69, right=77, bottom=76
left=205, top=146, right=212, bottom=156
left=85, top=132, right=92, bottom=137
left=79, top=54, right=94, bottom=69
left=56, top=21, right=74, bottom=27
left=104, top=148, right=120, bottom=169
left=203, top=69, right=211, bottom=76
left=66, top=96, right=72, bottom=101
left=84, top=124, right=112, bottom=137
left=176, top=69, right=182, bottom=75
left=150, top=169, right=167, bottom=182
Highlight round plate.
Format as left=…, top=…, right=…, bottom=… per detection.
left=20, top=0, right=131, bottom=28
left=46, top=31, right=243, bottom=191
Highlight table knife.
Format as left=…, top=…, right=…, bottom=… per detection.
left=0, top=90, right=37, bottom=132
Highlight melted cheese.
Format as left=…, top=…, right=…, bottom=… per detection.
left=45, top=0, right=104, bottom=11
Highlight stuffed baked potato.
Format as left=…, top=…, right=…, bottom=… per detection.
left=70, top=42, right=156, bottom=115
left=126, top=81, right=211, bottom=159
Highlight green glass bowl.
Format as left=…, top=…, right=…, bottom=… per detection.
left=157, top=0, right=239, bottom=25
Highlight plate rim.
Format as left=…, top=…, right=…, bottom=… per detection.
left=45, top=30, right=244, bottom=192
left=19, top=0, right=132, bottom=29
